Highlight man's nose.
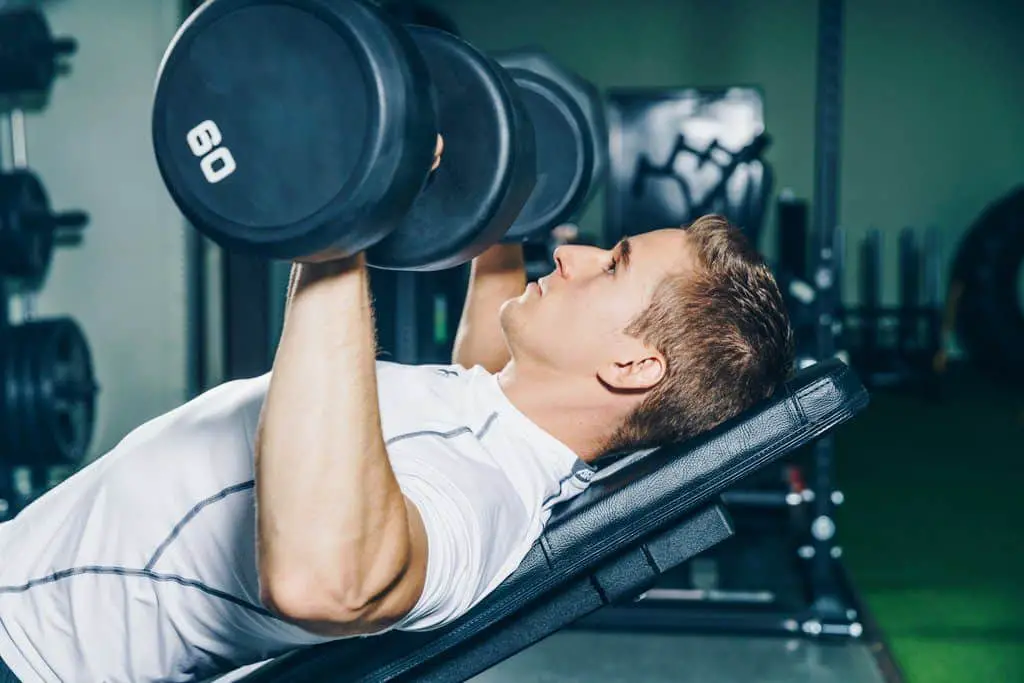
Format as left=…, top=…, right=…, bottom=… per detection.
left=552, top=245, right=603, bottom=279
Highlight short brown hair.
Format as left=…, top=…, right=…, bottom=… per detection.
left=605, top=215, right=794, bottom=454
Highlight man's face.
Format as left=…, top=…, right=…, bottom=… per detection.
left=501, top=228, right=695, bottom=385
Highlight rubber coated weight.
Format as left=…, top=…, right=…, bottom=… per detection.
left=152, top=0, right=437, bottom=261
left=497, top=49, right=608, bottom=209
left=0, top=7, right=77, bottom=98
left=498, top=68, right=592, bottom=242
left=0, top=170, right=89, bottom=284
left=366, top=27, right=537, bottom=270
left=950, top=187, right=1024, bottom=386
left=0, top=317, right=98, bottom=465
left=381, top=2, right=460, bottom=36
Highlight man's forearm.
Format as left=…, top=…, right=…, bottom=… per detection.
left=256, top=257, right=412, bottom=621
left=452, top=244, right=526, bottom=372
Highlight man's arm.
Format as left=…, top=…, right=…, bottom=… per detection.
left=452, top=244, right=526, bottom=372
left=256, top=256, right=428, bottom=636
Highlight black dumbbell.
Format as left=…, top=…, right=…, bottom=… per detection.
left=152, top=0, right=601, bottom=269
left=0, top=170, right=89, bottom=285
left=0, top=7, right=77, bottom=99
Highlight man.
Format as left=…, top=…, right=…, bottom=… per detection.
left=0, top=215, right=792, bottom=682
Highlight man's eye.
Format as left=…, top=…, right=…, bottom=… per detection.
left=604, top=257, right=618, bottom=275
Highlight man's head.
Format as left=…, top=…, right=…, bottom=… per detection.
left=500, top=215, right=794, bottom=455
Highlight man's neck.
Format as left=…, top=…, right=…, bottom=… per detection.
left=495, top=361, right=631, bottom=463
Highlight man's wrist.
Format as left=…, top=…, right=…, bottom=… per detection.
left=295, top=254, right=366, bottom=284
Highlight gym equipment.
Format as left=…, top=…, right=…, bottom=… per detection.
left=604, top=86, right=773, bottom=247
left=947, top=186, right=1024, bottom=387
left=804, top=0, right=849, bottom=633
left=776, top=193, right=818, bottom=367
left=223, top=360, right=867, bottom=682
left=153, top=0, right=550, bottom=270
left=368, top=265, right=470, bottom=365
left=0, top=7, right=77, bottom=100
left=0, top=170, right=89, bottom=284
left=381, top=1, right=460, bottom=37
left=0, top=316, right=98, bottom=466
left=584, top=1, right=865, bottom=646
left=778, top=191, right=809, bottom=281
left=842, top=226, right=943, bottom=395
left=496, top=49, right=608, bottom=240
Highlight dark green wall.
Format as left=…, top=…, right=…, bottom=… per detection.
left=431, top=0, right=1024, bottom=309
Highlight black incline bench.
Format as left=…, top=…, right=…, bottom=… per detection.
left=230, top=358, right=868, bottom=682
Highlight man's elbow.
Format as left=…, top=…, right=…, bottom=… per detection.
left=259, top=567, right=410, bottom=634
left=260, top=570, right=373, bottom=627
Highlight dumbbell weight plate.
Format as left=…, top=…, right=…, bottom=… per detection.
left=0, top=7, right=77, bottom=98
left=152, top=0, right=438, bottom=261
left=366, top=27, right=537, bottom=270
left=499, top=69, right=592, bottom=241
left=0, top=318, right=98, bottom=465
left=497, top=49, right=609, bottom=206
left=0, top=170, right=55, bottom=282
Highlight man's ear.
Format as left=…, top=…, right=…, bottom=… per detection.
left=597, top=348, right=666, bottom=392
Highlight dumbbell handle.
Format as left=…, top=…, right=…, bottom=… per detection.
left=23, top=209, right=88, bottom=229
left=21, top=210, right=89, bottom=246
left=54, top=210, right=88, bottom=246
left=49, top=37, right=78, bottom=57
left=53, top=210, right=88, bottom=229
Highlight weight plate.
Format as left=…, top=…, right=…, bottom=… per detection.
left=382, top=1, right=461, bottom=36
left=496, top=49, right=608, bottom=202
left=0, top=8, right=60, bottom=95
left=501, top=70, right=592, bottom=241
left=152, top=0, right=437, bottom=261
left=0, top=318, right=98, bottom=465
left=951, top=187, right=1024, bottom=385
left=0, top=170, right=56, bottom=283
left=367, top=27, right=537, bottom=270
left=1, top=332, right=25, bottom=458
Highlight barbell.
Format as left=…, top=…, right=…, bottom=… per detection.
left=152, top=0, right=606, bottom=269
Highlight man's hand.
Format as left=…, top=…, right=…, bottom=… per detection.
left=256, top=256, right=428, bottom=636
left=452, top=243, right=526, bottom=372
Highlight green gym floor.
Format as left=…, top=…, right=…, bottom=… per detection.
left=836, top=369, right=1024, bottom=682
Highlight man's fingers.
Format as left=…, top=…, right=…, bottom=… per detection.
left=431, top=135, right=444, bottom=172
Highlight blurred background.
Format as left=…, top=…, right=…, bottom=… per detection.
left=1, top=0, right=1022, bottom=681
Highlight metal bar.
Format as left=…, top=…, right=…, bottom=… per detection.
left=860, top=229, right=881, bottom=367
left=394, top=272, right=419, bottom=363
left=8, top=109, right=27, bottom=169
left=184, top=228, right=208, bottom=396
left=809, top=0, right=846, bottom=620
left=897, top=228, right=919, bottom=355
left=721, top=489, right=803, bottom=508
left=777, top=192, right=809, bottom=281
left=0, top=113, right=12, bottom=169
left=222, top=251, right=272, bottom=380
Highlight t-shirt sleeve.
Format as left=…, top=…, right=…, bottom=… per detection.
left=386, top=438, right=534, bottom=632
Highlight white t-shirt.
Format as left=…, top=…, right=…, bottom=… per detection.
left=0, top=362, right=593, bottom=683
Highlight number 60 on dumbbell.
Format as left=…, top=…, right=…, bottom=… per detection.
left=152, top=0, right=607, bottom=269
